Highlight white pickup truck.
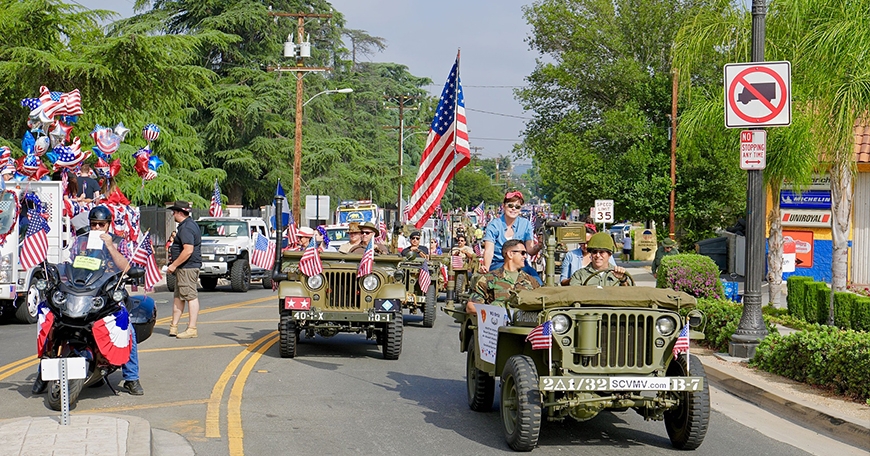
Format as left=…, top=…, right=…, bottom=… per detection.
left=166, top=216, right=273, bottom=293
left=0, top=181, right=70, bottom=323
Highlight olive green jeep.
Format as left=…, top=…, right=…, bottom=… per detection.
left=275, top=251, right=406, bottom=359
left=444, top=282, right=709, bottom=451
left=395, top=255, right=448, bottom=328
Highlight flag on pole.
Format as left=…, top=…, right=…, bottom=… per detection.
left=673, top=323, right=690, bottom=357
left=358, top=236, right=375, bottom=276
left=209, top=180, right=223, bottom=217
left=274, top=182, right=297, bottom=248
left=20, top=209, right=50, bottom=270
left=299, top=238, right=323, bottom=276
left=251, top=232, right=276, bottom=270
left=418, top=260, right=431, bottom=292
left=451, top=254, right=465, bottom=270
left=406, top=52, right=470, bottom=228
left=473, top=201, right=484, bottom=221
left=130, top=232, right=161, bottom=290
left=525, top=321, right=553, bottom=350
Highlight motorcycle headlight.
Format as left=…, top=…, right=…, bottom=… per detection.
left=307, top=274, right=324, bottom=290
left=656, top=316, right=677, bottom=336
left=112, top=290, right=126, bottom=303
left=551, top=314, right=571, bottom=335
left=52, top=290, right=67, bottom=307
left=91, top=297, right=104, bottom=311
left=361, top=274, right=379, bottom=291
left=36, top=279, right=49, bottom=291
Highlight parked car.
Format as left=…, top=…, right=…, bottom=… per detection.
left=609, top=223, right=632, bottom=243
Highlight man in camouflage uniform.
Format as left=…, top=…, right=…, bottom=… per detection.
left=569, top=232, right=630, bottom=287
left=466, top=239, right=539, bottom=315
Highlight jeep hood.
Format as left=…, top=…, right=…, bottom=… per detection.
left=511, top=286, right=696, bottom=311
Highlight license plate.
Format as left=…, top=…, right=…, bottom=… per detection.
left=540, top=376, right=704, bottom=392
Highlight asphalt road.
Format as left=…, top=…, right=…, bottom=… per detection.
left=0, top=284, right=821, bottom=455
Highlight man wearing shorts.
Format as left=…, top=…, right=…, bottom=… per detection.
left=167, top=201, right=202, bottom=339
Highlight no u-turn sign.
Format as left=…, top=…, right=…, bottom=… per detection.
left=724, top=61, right=791, bottom=128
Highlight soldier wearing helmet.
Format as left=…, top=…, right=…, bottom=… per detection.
left=568, top=232, right=630, bottom=287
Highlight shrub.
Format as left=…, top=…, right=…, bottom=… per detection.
left=656, top=254, right=725, bottom=299
left=786, top=276, right=813, bottom=320
left=832, top=292, right=854, bottom=330
left=853, top=297, right=870, bottom=332
left=696, top=298, right=777, bottom=353
left=815, top=285, right=832, bottom=324
left=751, top=327, right=870, bottom=401
left=802, top=282, right=826, bottom=324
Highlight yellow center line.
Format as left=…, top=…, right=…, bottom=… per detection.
left=141, top=344, right=249, bottom=354
left=0, top=358, right=39, bottom=382
left=78, top=398, right=209, bottom=414
left=189, top=319, right=277, bottom=325
left=0, top=355, right=38, bottom=376
left=228, top=334, right=279, bottom=456
left=205, top=331, right=278, bottom=439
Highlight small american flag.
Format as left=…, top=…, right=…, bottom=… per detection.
left=451, top=254, right=465, bottom=270
left=525, top=321, right=553, bottom=350
left=473, top=201, right=484, bottom=221
left=376, top=221, right=388, bottom=243
left=130, top=232, right=161, bottom=290
left=285, top=216, right=299, bottom=249
left=20, top=210, right=50, bottom=270
left=251, top=232, right=276, bottom=270
left=418, top=261, right=431, bottom=292
left=357, top=237, right=375, bottom=276
left=473, top=242, right=482, bottom=256
left=209, top=180, right=223, bottom=217
left=298, top=238, right=322, bottom=277
left=673, top=323, right=690, bottom=357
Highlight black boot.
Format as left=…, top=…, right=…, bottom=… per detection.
left=123, top=379, right=144, bottom=396
left=32, top=376, right=47, bottom=395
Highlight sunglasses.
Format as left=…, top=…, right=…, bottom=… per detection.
left=505, top=203, right=522, bottom=210
left=410, top=236, right=420, bottom=240
left=90, top=221, right=108, bottom=228
left=510, top=250, right=528, bottom=256
left=589, top=249, right=610, bottom=255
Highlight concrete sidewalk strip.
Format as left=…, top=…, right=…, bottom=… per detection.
left=0, top=414, right=151, bottom=456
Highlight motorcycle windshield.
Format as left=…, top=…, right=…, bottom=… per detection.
left=60, top=234, right=124, bottom=290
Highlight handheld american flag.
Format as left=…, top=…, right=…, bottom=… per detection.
left=251, top=232, right=276, bottom=270
left=298, top=238, right=322, bottom=277
left=20, top=210, right=50, bottom=270
left=357, top=236, right=375, bottom=276
left=473, top=201, right=484, bottom=221
left=130, top=232, right=161, bottom=290
left=406, top=52, right=470, bottom=228
left=525, top=321, right=553, bottom=350
left=418, top=260, right=431, bottom=292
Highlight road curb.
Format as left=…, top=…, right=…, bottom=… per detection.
left=701, top=357, right=870, bottom=451
left=103, top=413, right=152, bottom=456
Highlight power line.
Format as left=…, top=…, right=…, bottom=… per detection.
left=465, top=107, right=531, bottom=120
left=470, top=137, right=523, bottom=142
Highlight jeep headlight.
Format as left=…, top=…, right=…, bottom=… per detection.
left=393, top=270, right=405, bottom=282
left=307, top=274, right=324, bottom=290
left=551, top=314, right=571, bottom=335
left=656, top=316, right=677, bottom=336
left=361, top=274, right=379, bottom=291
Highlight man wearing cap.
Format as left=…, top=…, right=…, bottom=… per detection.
left=167, top=201, right=202, bottom=339
left=481, top=190, right=540, bottom=274
left=401, top=230, right=429, bottom=259
left=338, top=222, right=363, bottom=254
left=652, top=238, right=680, bottom=277
left=569, top=232, right=630, bottom=287
left=350, top=222, right=389, bottom=254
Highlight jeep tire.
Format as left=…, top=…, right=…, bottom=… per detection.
left=279, top=312, right=299, bottom=358
left=455, top=272, right=467, bottom=295
left=165, top=273, right=176, bottom=292
left=382, top=315, right=403, bottom=360
left=466, top=338, right=494, bottom=412
left=422, top=284, right=436, bottom=328
left=501, top=355, right=542, bottom=452
left=230, top=259, right=251, bottom=292
left=200, top=277, right=218, bottom=291
left=664, top=354, right=709, bottom=450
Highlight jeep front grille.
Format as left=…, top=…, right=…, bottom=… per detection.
left=577, top=312, right=654, bottom=369
left=324, top=271, right=361, bottom=309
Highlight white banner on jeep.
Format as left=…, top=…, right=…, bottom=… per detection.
left=540, top=376, right=704, bottom=392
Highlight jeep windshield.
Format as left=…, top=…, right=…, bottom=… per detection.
left=197, top=220, right=248, bottom=237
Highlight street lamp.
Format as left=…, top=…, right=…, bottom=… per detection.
left=292, top=87, right=352, bottom=226
left=303, top=88, right=353, bottom=107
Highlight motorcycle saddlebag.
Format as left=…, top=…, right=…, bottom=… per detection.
left=128, top=295, right=157, bottom=343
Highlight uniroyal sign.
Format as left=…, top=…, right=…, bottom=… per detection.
left=781, top=210, right=831, bottom=227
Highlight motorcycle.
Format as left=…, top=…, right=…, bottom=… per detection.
left=34, top=233, right=156, bottom=410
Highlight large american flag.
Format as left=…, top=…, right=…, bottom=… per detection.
left=406, top=53, right=470, bottom=228
left=418, top=260, right=431, bottom=292
left=20, top=210, right=50, bottom=270
left=673, top=323, right=690, bottom=357
left=251, top=232, right=276, bottom=270
left=298, top=238, right=322, bottom=277
left=357, top=237, right=375, bottom=276
left=525, top=321, right=553, bottom=350
left=130, top=232, right=161, bottom=290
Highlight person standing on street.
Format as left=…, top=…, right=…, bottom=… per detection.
left=652, top=238, right=679, bottom=277
left=622, top=232, right=633, bottom=263
left=167, top=201, right=202, bottom=339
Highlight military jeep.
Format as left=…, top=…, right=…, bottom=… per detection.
left=445, top=285, right=709, bottom=451
left=395, top=255, right=448, bottom=328
left=276, top=251, right=406, bottom=359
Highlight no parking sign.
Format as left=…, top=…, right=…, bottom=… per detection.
left=724, top=61, right=791, bottom=128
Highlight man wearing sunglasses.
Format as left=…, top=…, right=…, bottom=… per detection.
left=481, top=190, right=540, bottom=275
left=569, top=233, right=630, bottom=287
left=400, top=230, right=428, bottom=259
left=466, top=239, right=539, bottom=315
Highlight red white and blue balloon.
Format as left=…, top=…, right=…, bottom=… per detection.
left=91, top=125, right=121, bottom=155
left=52, top=137, right=89, bottom=171
left=142, top=124, right=160, bottom=142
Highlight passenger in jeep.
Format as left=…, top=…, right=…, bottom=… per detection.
left=466, top=239, right=539, bottom=315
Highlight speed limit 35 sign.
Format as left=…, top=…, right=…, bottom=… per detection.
left=594, top=199, right=614, bottom=224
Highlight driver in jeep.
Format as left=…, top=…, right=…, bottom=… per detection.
left=465, top=239, right=539, bottom=315
left=569, top=232, right=630, bottom=287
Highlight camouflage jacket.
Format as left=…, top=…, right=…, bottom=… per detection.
left=469, top=268, right=540, bottom=305
left=569, top=264, right=625, bottom=287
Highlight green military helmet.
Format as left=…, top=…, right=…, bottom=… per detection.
left=586, top=232, right=615, bottom=253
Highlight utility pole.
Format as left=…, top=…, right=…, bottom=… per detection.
left=730, top=0, right=769, bottom=358
left=669, top=69, right=678, bottom=240
left=269, top=11, right=332, bottom=226
left=384, top=94, right=418, bottom=226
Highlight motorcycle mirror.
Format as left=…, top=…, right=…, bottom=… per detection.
left=127, top=267, right=146, bottom=279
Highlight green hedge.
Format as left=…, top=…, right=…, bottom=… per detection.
left=854, top=297, right=870, bottom=332
left=785, top=276, right=870, bottom=330
left=696, top=299, right=776, bottom=353
left=656, top=254, right=725, bottom=299
left=751, top=326, right=870, bottom=401
left=786, top=276, right=813, bottom=321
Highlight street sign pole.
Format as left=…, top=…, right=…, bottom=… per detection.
left=730, top=0, right=769, bottom=359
